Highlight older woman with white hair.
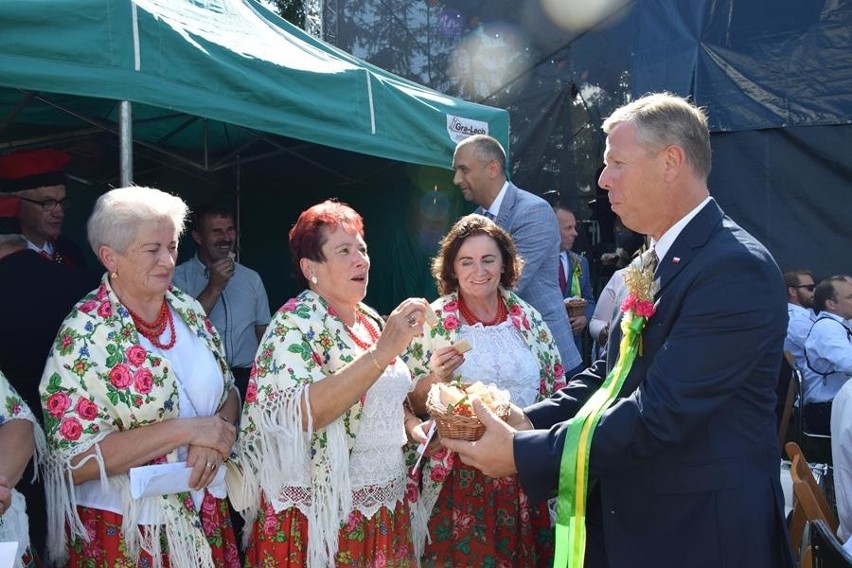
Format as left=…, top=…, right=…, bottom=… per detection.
left=39, top=186, right=240, bottom=567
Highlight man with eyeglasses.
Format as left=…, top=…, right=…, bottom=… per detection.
left=0, top=147, right=87, bottom=267
left=783, top=270, right=817, bottom=377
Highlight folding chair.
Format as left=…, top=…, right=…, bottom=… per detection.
left=779, top=354, right=798, bottom=451
left=808, top=518, right=852, bottom=567
left=791, top=365, right=832, bottom=462
left=788, top=450, right=839, bottom=533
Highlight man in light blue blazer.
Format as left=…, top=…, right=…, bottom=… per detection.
left=452, top=135, right=584, bottom=374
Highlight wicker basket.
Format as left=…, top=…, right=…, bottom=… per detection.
left=565, top=298, right=588, bottom=318
left=426, top=386, right=510, bottom=441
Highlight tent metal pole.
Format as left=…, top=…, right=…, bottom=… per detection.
left=235, top=157, right=241, bottom=263
left=119, top=100, right=133, bottom=186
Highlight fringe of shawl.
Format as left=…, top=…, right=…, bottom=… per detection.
left=43, top=438, right=215, bottom=567
left=238, top=384, right=354, bottom=568
left=410, top=479, right=441, bottom=562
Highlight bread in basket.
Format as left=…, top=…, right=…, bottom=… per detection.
left=564, top=297, right=588, bottom=318
left=426, top=381, right=510, bottom=441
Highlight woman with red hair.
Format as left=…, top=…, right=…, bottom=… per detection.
left=238, top=199, right=430, bottom=567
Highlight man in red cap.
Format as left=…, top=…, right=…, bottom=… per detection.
left=0, top=194, right=98, bottom=561
left=0, top=147, right=87, bottom=266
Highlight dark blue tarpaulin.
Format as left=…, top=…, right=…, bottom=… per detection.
left=328, top=0, right=852, bottom=280
left=629, top=0, right=852, bottom=276
left=633, top=0, right=852, bottom=132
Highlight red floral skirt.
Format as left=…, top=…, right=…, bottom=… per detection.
left=21, top=549, right=38, bottom=567
left=422, top=462, right=554, bottom=568
left=244, top=494, right=415, bottom=567
left=66, top=493, right=239, bottom=567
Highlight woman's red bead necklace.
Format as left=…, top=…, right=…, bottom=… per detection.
left=126, top=299, right=176, bottom=350
left=345, top=310, right=380, bottom=350
left=458, top=294, right=507, bottom=326
left=342, top=310, right=386, bottom=405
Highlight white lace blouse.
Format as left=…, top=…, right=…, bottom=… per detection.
left=456, top=320, right=541, bottom=407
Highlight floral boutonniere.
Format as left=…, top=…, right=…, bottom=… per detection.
left=619, top=254, right=659, bottom=346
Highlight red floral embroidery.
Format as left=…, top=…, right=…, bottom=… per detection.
left=46, top=392, right=72, bottom=417
left=132, top=368, right=153, bottom=394
left=245, top=381, right=258, bottom=403
left=443, top=314, right=460, bottom=331
left=125, top=345, right=147, bottom=367
left=74, top=398, right=98, bottom=421
left=108, top=364, right=132, bottom=389
left=59, top=417, right=83, bottom=440
left=96, top=301, right=112, bottom=318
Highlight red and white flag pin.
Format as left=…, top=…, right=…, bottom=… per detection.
left=672, top=257, right=681, bottom=264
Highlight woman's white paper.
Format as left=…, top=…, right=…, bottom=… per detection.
left=0, top=541, right=18, bottom=568
left=129, top=461, right=224, bottom=499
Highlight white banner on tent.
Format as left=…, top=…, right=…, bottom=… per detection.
left=446, top=115, right=489, bottom=143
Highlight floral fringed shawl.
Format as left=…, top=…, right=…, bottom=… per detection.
left=237, top=290, right=411, bottom=568
left=402, top=288, right=567, bottom=558
left=39, top=275, right=233, bottom=568
left=0, top=372, right=45, bottom=568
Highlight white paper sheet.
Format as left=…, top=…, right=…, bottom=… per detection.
left=0, top=541, right=18, bottom=568
left=129, top=461, right=224, bottom=499
left=410, top=422, right=437, bottom=475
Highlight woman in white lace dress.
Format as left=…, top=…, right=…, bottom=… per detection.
left=238, top=200, right=431, bottom=567
left=404, top=214, right=566, bottom=567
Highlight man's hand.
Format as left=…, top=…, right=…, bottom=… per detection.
left=208, top=257, right=235, bottom=291
left=441, top=399, right=518, bottom=478
left=597, top=324, right=610, bottom=346
left=570, top=315, right=587, bottom=334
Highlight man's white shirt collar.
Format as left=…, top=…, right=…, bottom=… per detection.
left=484, top=181, right=509, bottom=218
left=788, top=303, right=815, bottom=320
left=651, top=196, right=712, bottom=263
left=25, top=237, right=53, bottom=256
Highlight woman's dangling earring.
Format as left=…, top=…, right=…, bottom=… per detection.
left=311, top=275, right=318, bottom=285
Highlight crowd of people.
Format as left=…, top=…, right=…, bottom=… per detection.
left=0, top=92, right=848, bottom=567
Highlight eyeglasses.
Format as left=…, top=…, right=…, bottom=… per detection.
left=794, top=284, right=816, bottom=291
left=20, top=196, right=72, bottom=212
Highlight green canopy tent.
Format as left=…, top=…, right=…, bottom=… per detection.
left=0, top=0, right=510, bottom=309
left=0, top=0, right=508, bottom=171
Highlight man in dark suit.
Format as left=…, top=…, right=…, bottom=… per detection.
left=555, top=205, right=596, bottom=361
left=444, top=94, right=793, bottom=567
left=452, top=134, right=583, bottom=374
